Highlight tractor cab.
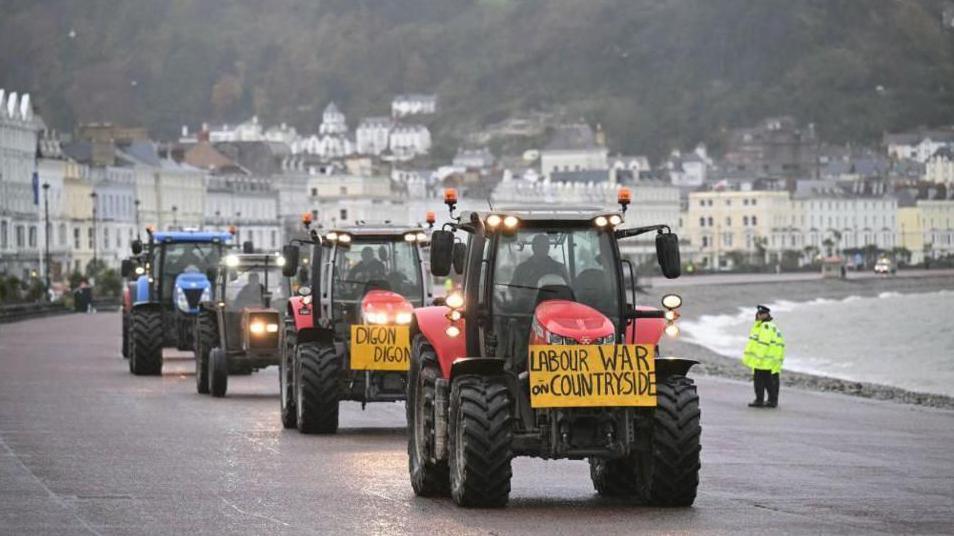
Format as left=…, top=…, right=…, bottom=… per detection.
left=279, top=222, right=432, bottom=433
left=405, top=189, right=700, bottom=508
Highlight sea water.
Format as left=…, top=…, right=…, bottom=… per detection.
left=680, top=290, right=954, bottom=396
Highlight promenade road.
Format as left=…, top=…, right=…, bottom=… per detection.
left=1, top=313, right=952, bottom=535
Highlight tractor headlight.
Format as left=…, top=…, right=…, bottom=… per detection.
left=395, top=312, right=413, bottom=325
left=365, top=311, right=389, bottom=325
left=547, top=332, right=570, bottom=345
left=224, top=255, right=240, bottom=267
left=445, top=291, right=464, bottom=309
left=250, top=321, right=265, bottom=334
left=665, top=324, right=680, bottom=337
left=445, top=325, right=461, bottom=337
left=598, top=334, right=615, bottom=344
left=201, top=287, right=212, bottom=302
left=175, top=288, right=190, bottom=312
left=661, top=294, right=683, bottom=309
left=134, top=266, right=145, bottom=275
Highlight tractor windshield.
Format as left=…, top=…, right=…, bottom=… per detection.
left=224, top=265, right=284, bottom=310
left=157, top=242, right=223, bottom=302
left=332, top=239, right=423, bottom=305
left=493, top=228, right=619, bottom=323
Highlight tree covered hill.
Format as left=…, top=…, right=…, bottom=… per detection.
left=2, top=0, right=954, bottom=158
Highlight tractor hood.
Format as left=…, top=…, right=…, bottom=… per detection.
left=534, top=300, right=614, bottom=343
left=361, top=290, right=413, bottom=325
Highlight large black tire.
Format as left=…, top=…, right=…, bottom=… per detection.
left=121, top=313, right=129, bottom=358
left=194, top=312, right=216, bottom=394
left=589, top=456, right=646, bottom=498
left=407, top=336, right=450, bottom=496
left=448, top=375, right=512, bottom=508
left=295, top=342, right=339, bottom=434
left=209, top=347, right=228, bottom=397
left=279, top=323, right=297, bottom=429
left=129, top=308, right=163, bottom=376
left=647, top=375, right=701, bottom=506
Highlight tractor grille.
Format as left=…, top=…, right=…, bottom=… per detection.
left=183, top=288, right=204, bottom=309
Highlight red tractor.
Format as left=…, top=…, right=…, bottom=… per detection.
left=406, top=189, right=700, bottom=507
left=280, top=223, right=432, bottom=434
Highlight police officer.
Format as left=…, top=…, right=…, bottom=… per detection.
left=742, top=305, right=785, bottom=408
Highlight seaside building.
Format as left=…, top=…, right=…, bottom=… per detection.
left=0, top=89, right=42, bottom=278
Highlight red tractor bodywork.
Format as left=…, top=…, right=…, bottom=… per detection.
left=627, top=306, right=667, bottom=345
left=529, top=300, right=614, bottom=345
left=413, top=306, right=466, bottom=378
left=361, top=290, right=413, bottom=323
left=287, top=295, right=313, bottom=332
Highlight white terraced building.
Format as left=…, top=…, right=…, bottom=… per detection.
left=0, top=89, right=43, bottom=278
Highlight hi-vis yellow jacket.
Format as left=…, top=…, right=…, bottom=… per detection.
left=742, top=320, right=785, bottom=373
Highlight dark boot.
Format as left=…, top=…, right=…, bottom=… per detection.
left=748, top=400, right=765, bottom=408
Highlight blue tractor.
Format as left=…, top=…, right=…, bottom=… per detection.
left=126, top=229, right=233, bottom=375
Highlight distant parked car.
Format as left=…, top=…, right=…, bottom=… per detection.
left=874, top=257, right=896, bottom=275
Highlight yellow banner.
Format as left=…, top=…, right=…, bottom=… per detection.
left=528, top=344, right=656, bottom=408
left=350, top=325, right=411, bottom=371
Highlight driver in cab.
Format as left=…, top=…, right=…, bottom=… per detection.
left=349, top=247, right=387, bottom=282
left=234, top=272, right=264, bottom=307
left=511, top=234, right=568, bottom=288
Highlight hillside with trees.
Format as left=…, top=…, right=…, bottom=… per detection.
left=2, top=0, right=954, bottom=157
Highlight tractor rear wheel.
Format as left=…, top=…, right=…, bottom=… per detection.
left=295, top=341, right=339, bottom=434
left=589, top=456, right=646, bottom=498
left=448, top=375, right=512, bottom=508
left=209, top=347, right=228, bottom=397
left=129, top=308, right=163, bottom=376
left=407, top=337, right=450, bottom=496
left=647, top=375, right=701, bottom=506
left=279, top=323, right=297, bottom=428
left=194, top=312, right=216, bottom=394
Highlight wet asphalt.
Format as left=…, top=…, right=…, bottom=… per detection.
left=1, top=312, right=953, bottom=535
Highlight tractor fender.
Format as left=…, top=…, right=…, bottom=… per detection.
left=133, top=274, right=151, bottom=305
left=131, top=301, right=162, bottom=314
left=655, top=357, right=699, bottom=380
left=625, top=306, right=667, bottom=345
left=450, top=357, right=506, bottom=380
left=412, top=306, right=466, bottom=379
left=287, top=296, right=313, bottom=332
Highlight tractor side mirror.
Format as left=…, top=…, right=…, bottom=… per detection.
left=452, top=242, right=466, bottom=275
left=656, top=232, right=681, bottom=279
left=131, top=239, right=143, bottom=255
left=282, top=245, right=299, bottom=277
left=430, top=230, right=454, bottom=277
left=242, top=241, right=254, bottom=254
left=121, top=259, right=134, bottom=278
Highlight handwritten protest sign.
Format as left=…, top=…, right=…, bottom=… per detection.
left=528, top=344, right=656, bottom=408
left=350, top=325, right=411, bottom=371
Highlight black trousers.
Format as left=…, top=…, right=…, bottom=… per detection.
left=753, top=369, right=780, bottom=404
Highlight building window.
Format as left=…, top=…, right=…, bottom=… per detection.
left=702, top=236, right=709, bottom=248
left=1, top=221, right=6, bottom=248
left=271, top=230, right=277, bottom=248
left=104, top=228, right=110, bottom=250
left=699, top=217, right=706, bottom=227
left=751, top=216, right=758, bottom=226
left=16, top=225, right=25, bottom=247
left=743, top=216, right=749, bottom=226
left=311, top=188, right=318, bottom=197
left=751, top=199, right=757, bottom=206
left=707, top=217, right=714, bottom=226
left=699, top=200, right=705, bottom=207
left=74, top=228, right=81, bottom=249
left=29, top=226, right=37, bottom=248
left=340, top=186, right=347, bottom=195
left=726, top=200, right=731, bottom=206
left=88, top=228, right=94, bottom=249
left=59, top=224, right=67, bottom=246
left=726, top=217, right=731, bottom=226
left=743, top=199, right=749, bottom=206
left=340, top=209, right=348, bottom=221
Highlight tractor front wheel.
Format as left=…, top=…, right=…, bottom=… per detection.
left=407, top=337, right=449, bottom=496
left=279, top=325, right=297, bottom=429
left=295, top=341, right=339, bottom=434
left=448, top=375, right=512, bottom=508
left=209, top=347, right=228, bottom=397
left=129, top=308, right=163, bottom=376
left=647, top=375, right=701, bottom=506
left=194, top=312, right=216, bottom=394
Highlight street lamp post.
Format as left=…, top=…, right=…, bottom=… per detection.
left=90, top=192, right=98, bottom=269
left=134, top=199, right=141, bottom=238
left=42, top=183, right=51, bottom=294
